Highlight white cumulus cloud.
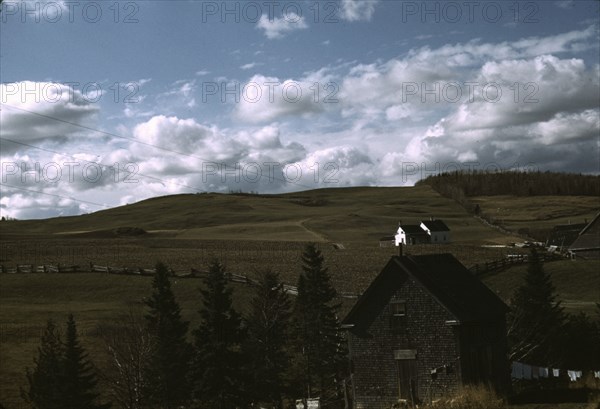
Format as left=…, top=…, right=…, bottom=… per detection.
left=256, top=13, right=308, bottom=39
left=339, top=0, right=379, bottom=22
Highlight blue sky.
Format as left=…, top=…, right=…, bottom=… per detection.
left=1, top=0, right=599, bottom=219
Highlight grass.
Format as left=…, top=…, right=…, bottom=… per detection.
left=508, top=405, right=599, bottom=409
left=0, top=272, right=255, bottom=407
left=482, top=260, right=600, bottom=315
left=419, top=385, right=599, bottom=409
left=471, top=195, right=599, bottom=238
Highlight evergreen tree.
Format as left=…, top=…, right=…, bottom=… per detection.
left=243, top=270, right=292, bottom=408
left=508, top=249, right=564, bottom=365
left=561, top=312, right=600, bottom=370
left=62, top=314, right=111, bottom=409
left=21, top=319, right=65, bottom=409
left=144, top=261, right=192, bottom=409
left=292, top=243, right=346, bottom=400
left=191, top=259, right=245, bottom=409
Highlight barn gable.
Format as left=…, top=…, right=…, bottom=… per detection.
left=343, top=254, right=507, bottom=329
left=343, top=254, right=509, bottom=408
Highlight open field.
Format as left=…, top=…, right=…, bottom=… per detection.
left=471, top=195, right=600, bottom=238
left=1, top=186, right=599, bottom=407
left=0, top=272, right=255, bottom=407
left=481, top=260, right=600, bottom=315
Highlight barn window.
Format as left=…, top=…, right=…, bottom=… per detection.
left=390, top=301, right=407, bottom=331
left=391, top=301, right=407, bottom=317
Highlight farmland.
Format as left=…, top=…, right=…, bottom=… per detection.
left=1, top=185, right=599, bottom=407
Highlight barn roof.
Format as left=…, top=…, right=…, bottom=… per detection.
left=421, top=219, right=450, bottom=232
left=343, top=254, right=508, bottom=330
left=569, top=212, right=600, bottom=251
left=546, top=223, right=586, bottom=247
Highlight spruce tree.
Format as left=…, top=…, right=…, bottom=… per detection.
left=561, top=312, right=600, bottom=370
left=508, top=248, right=564, bottom=365
left=191, top=259, right=245, bottom=409
left=243, top=270, right=292, bottom=408
left=292, top=243, right=346, bottom=399
left=144, top=261, right=192, bottom=408
left=62, top=314, right=111, bottom=409
left=21, top=319, right=65, bottom=409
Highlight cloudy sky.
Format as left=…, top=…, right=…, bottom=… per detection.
left=1, top=0, right=599, bottom=219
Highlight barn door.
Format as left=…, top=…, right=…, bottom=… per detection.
left=396, top=359, right=418, bottom=404
left=394, top=350, right=418, bottom=404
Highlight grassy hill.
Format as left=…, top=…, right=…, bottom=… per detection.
left=2, top=185, right=597, bottom=244
left=0, top=185, right=522, bottom=243
left=471, top=195, right=599, bottom=239
left=1, top=185, right=599, bottom=407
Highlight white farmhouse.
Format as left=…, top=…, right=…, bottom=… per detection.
left=395, top=224, right=430, bottom=246
left=420, top=219, right=451, bottom=244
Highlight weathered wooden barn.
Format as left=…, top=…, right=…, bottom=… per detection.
left=546, top=222, right=586, bottom=249
left=343, top=254, right=510, bottom=408
left=569, top=212, right=600, bottom=259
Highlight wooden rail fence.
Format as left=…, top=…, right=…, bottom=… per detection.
left=4, top=254, right=564, bottom=298
left=469, top=252, right=565, bottom=276
left=0, top=262, right=361, bottom=299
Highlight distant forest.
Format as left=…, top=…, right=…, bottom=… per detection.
left=417, top=170, right=600, bottom=198
left=417, top=171, right=599, bottom=234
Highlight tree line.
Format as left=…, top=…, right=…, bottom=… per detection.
left=417, top=170, right=600, bottom=198
left=17, top=244, right=348, bottom=409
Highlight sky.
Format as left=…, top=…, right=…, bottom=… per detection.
left=0, top=0, right=599, bottom=219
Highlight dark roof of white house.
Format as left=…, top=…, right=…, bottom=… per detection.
left=421, top=219, right=450, bottom=232
left=399, top=225, right=429, bottom=235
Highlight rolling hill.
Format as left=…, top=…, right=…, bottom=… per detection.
left=0, top=185, right=532, bottom=242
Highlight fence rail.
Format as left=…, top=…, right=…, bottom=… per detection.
left=3, top=254, right=564, bottom=297
left=0, top=262, right=362, bottom=299
left=469, top=252, right=565, bottom=276
left=1, top=264, right=81, bottom=274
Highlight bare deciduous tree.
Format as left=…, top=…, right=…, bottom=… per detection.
left=97, top=311, right=154, bottom=409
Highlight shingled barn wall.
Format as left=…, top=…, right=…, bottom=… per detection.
left=457, top=321, right=510, bottom=394
left=348, top=275, right=461, bottom=409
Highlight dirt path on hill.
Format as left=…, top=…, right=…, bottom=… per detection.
left=298, top=218, right=329, bottom=242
